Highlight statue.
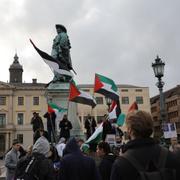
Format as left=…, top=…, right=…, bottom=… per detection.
left=51, top=24, right=73, bottom=82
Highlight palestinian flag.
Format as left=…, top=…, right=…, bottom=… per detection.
left=108, top=100, right=121, bottom=120
left=85, top=123, right=103, bottom=144
left=69, top=82, right=96, bottom=108
left=48, top=102, right=67, bottom=115
left=30, top=39, right=73, bottom=77
left=117, top=113, right=126, bottom=126
left=94, top=73, right=119, bottom=101
left=128, top=101, right=138, bottom=112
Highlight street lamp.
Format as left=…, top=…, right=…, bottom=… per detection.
left=152, top=56, right=166, bottom=135
left=105, top=97, right=112, bottom=112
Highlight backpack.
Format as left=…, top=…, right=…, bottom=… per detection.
left=15, top=154, right=44, bottom=180
left=122, top=147, right=176, bottom=180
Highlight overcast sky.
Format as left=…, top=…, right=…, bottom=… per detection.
left=0, top=0, right=180, bottom=97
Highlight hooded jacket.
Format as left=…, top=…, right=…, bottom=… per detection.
left=59, top=137, right=100, bottom=180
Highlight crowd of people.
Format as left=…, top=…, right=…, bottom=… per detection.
left=4, top=110, right=180, bottom=180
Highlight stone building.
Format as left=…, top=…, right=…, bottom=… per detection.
left=150, top=85, right=180, bottom=138
left=0, top=54, right=151, bottom=156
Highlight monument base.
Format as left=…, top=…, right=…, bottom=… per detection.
left=45, top=82, right=84, bottom=140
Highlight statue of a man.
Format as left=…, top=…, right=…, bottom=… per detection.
left=51, top=24, right=73, bottom=82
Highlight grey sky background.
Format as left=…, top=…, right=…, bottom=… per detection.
left=0, top=0, right=180, bottom=97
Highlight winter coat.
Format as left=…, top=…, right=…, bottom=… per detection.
left=59, top=138, right=100, bottom=180
left=111, top=138, right=180, bottom=180
left=44, top=112, right=56, bottom=130
left=98, top=153, right=116, bottom=180
left=102, top=120, right=112, bottom=141
left=59, top=118, right=72, bottom=139
left=31, top=115, right=44, bottom=132
left=5, top=148, right=20, bottom=180
left=85, top=118, right=97, bottom=138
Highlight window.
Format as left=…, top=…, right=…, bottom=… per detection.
left=95, top=97, right=103, bottom=104
left=17, top=134, right=23, bottom=144
left=122, top=97, right=129, bottom=104
left=135, top=89, right=142, bottom=92
left=18, top=97, right=24, bottom=105
left=121, top=89, right=128, bottom=92
left=136, top=96, right=143, bottom=104
left=17, top=113, right=24, bottom=125
left=33, top=97, right=39, bottom=105
left=0, top=96, right=6, bottom=105
left=0, top=114, right=6, bottom=127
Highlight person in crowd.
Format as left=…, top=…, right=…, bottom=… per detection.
left=59, top=137, right=100, bottom=180
left=5, top=139, right=20, bottom=180
left=31, top=112, right=44, bottom=132
left=102, top=114, right=112, bottom=141
left=111, top=110, right=180, bottom=180
left=33, top=128, right=49, bottom=144
left=18, top=145, right=27, bottom=159
left=59, top=114, right=72, bottom=140
left=31, top=112, right=44, bottom=143
left=44, top=111, right=56, bottom=143
left=56, top=137, right=66, bottom=158
left=15, top=134, right=55, bottom=180
left=84, top=114, right=97, bottom=140
left=96, top=141, right=116, bottom=180
left=77, top=138, right=85, bottom=148
left=169, top=137, right=178, bottom=152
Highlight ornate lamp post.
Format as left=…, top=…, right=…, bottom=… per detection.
left=105, top=97, right=112, bottom=112
left=152, top=56, right=166, bottom=135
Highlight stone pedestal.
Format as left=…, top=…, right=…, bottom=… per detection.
left=45, top=82, right=84, bottom=139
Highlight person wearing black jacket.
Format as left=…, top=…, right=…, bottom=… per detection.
left=111, top=110, right=180, bottom=180
left=97, top=141, right=116, bottom=180
left=31, top=112, right=44, bottom=132
left=59, top=137, right=100, bottom=180
left=84, top=114, right=97, bottom=140
left=44, top=111, right=56, bottom=142
left=59, top=114, right=72, bottom=140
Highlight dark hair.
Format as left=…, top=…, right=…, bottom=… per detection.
left=98, top=141, right=111, bottom=155
left=126, top=110, right=153, bottom=138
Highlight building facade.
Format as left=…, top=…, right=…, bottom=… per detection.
left=150, top=85, right=180, bottom=138
left=0, top=54, right=151, bottom=155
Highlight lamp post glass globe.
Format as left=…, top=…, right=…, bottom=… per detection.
left=152, top=56, right=165, bottom=78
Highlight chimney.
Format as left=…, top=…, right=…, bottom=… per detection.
left=32, top=78, right=37, bottom=84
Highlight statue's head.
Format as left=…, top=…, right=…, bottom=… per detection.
left=55, top=24, right=67, bottom=33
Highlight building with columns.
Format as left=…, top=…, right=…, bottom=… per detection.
left=0, top=54, right=151, bottom=156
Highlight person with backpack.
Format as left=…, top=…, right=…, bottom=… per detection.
left=15, top=135, right=55, bottom=180
left=110, top=110, right=180, bottom=180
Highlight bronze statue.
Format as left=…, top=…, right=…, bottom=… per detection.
left=51, top=24, right=73, bottom=82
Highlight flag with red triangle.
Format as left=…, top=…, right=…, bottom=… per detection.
left=128, top=101, right=138, bottom=112
left=69, top=82, right=96, bottom=108
left=94, top=73, right=119, bottom=101
left=108, top=100, right=121, bottom=120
